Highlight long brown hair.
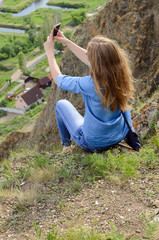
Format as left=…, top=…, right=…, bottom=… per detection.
left=87, top=36, right=134, bottom=111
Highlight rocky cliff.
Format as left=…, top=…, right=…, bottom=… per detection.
left=30, top=0, right=159, bottom=149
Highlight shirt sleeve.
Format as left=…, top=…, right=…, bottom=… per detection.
left=56, top=74, right=94, bottom=96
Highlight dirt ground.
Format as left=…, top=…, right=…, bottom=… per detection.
left=0, top=153, right=159, bottom=240
left=0, top=113, right=21, bottom=124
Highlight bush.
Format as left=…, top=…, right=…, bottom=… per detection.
left=30, top=103, right=37, bottom=109
left=0, top=63, right=9, bottom=71
left=64, top=29, right=73, bottom=40
left=0, top=53, right=8, bottom=61
left=54, top=40, right=63, bottom=51
left=14, top=39, right=28, bottom=54
left=0, top=110, right=7, bottom=118
left=0, top=43, right=15, bottom=58
left=0, top=99, right=8, bottom=107
left=71, top=10, right=86, bottom=25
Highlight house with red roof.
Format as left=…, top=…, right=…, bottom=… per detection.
left=15, top=86, right=43, bottom=111
left=37, top=75, right=52, bottom=89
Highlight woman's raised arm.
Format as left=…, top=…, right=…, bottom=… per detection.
left=54, top=30, right=90, bottom=67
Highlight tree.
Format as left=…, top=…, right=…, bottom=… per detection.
left=24, top=15, right=31, bottom=24
left=71, top=10, right=86, bottom=26
left=18, top=51, right=27, bottom=73
left=0, top=99, right=7, bottom=107
left=1, top=43, right=15, bottom=58
left=36, top=33, right=44, bottom=50
left=28, top=22, right=37, bottom=44
left=28, top=29, right=36, bottom=44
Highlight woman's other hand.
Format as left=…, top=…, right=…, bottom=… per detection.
left=44, top=30, right=54, bottom=55
left=54, top=30, right=68, bottom=45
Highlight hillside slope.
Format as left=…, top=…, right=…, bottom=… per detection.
left=30, top=0, right=159, bottom=149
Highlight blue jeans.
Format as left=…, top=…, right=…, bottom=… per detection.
left=55, top=100, right=115, bottom=153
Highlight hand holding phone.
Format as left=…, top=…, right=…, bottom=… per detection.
left=53, top=23, right=61, bottom=37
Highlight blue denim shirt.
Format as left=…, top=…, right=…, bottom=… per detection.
left=56, top=74, right=132, bottom=147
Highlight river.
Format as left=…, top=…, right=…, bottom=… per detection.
left=0, top=0, right=74, bottom=33
left=0, top=27, right=26, bottom=33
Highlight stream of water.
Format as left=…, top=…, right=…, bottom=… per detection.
left=0, top=27, right=26, bottom=33
left=0, top=0, right=74, bottom=33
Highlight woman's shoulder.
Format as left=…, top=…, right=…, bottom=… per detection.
left=80, top=75, right=96, bottom=94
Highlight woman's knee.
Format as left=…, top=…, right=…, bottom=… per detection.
left=55, top=99, right=72, bottom=112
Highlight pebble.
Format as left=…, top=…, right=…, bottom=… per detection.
left=153, top=200, right=159, bottom=208
left=111, top=190, right=116, bottom=194
left=153, top=216, right=159, bottom=222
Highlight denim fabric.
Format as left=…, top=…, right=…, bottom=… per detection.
left=55, top=99, right=84, bottom=147
left=56, top=74, right=131, bottom=147
left=55, top=99, right=114, bottom=152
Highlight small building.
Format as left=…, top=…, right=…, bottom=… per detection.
left=6, top=92, right=15, bottom=100
left=37, top=76, right=52, bottom=89
left=15, top=86, right=43, bottom=111
left=24, top=74, right=39, bottom=89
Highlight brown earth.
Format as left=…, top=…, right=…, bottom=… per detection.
left=0, top=113, right=21, bottom=124
left=0, top=149, right=159, bottom=240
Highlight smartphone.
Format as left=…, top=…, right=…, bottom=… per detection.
left=53, top=23, right=61, bottom=37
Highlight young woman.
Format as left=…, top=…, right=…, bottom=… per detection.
left=44, top=29, right=134, bottom=153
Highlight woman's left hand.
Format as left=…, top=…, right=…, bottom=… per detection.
left=44, top=30, right=54, bottom=55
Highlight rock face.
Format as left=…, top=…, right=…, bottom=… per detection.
left=30, top=0, right=159, bottom=149
left=0, top=132, right=30, bottom=161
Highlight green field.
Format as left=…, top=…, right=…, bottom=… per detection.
left=0, top=32, right=28, bottom=49
left=0, top=0, right=107, bottom=123
left=48, top=0, right=107, bottom=12
left=2, top=0, right=32, bottom=5
left=0, top=0, right=34, bottom=12
left=0, top=32, right=29, bottom=89
left=0, top=8, right=79, bottom=29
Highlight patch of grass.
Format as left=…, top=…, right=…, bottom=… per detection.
left=0, top=0, right=34, bottom=13
left=81, top=149, right=140, bottom=182
left=12, top=203, right=27, bottom=214
left=35, top=224, right=106, bottom=240
left=30, top=166, right=57, bottom=183
left=48, top=1, right=86, bottom=9
left=1, top=165, right=30, bottom=189
left=139, top=145, right=159, bottom=169
left=140, top=214, right=158, bottom=240
left=18, top=184, right=40, bottom=204
left=0, top=102, right=44, bottom=141
left=0, top=110, right=7, bottom=118
left=33, top=154, right=51, bottom=168
left=34, top=220, right=159, bottom=240
left=48, top=0, right=107, bottom=12
left=0, top=81, right=19, bottom=101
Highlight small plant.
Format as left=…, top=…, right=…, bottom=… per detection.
left=34, top=222, right=42, bottom=240
left=33, top=154, right=50, bottom=168
left=71, top=179, right=83, bottom=193
left=46, top=224, right=58, bottom=240
left=105, top=222, right=124, bottom=240
left=71, top=9, right=86, bottom=26
left=12, top=203, right=27, bottom=214
left=82, top=150, right=140, bottom=182
left=0, top=110, right=7, bottom=118
left=2, top=167, right=22, bottom=189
